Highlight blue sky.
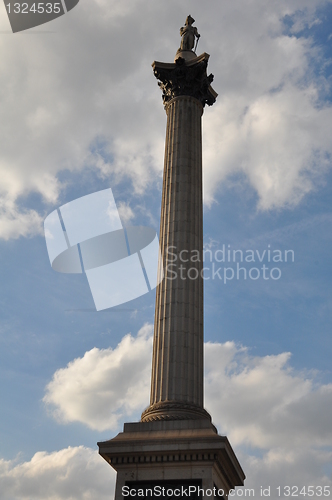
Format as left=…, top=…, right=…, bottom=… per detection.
left=0, top=1, right=332, bottom=499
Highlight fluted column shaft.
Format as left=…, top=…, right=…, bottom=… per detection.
left=142, top=96, right=210, bottom=421
left=141, top=53, right=216, bottom=422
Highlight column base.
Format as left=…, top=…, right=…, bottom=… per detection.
left=141, top=401, right=212, bottom=422
left=98, top=420, right=245, bottom=500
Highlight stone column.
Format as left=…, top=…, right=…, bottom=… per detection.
left=98, top=37, right=245, bottom=499
left=141, top=53, right=217, bottom=422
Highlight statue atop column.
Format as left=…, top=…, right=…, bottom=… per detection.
left=179, top=15, right=200, bottom=52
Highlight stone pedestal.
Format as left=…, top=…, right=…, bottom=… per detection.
left=98, top=420, right=245, bottom=500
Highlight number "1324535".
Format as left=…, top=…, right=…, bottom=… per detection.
left=6, top=3, right=62, bottom=14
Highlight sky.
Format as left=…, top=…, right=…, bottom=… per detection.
left=0, top=0, right=332, bottom=499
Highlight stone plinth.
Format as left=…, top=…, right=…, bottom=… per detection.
left=98, top=420, right=245, bottom=500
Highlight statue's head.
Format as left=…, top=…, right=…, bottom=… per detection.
left=185, top=15, right=195, bottom=26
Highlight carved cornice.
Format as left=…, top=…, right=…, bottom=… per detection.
left=152, top=53, right=217, bottom=108
left=141, top=401, right=212, bottom=422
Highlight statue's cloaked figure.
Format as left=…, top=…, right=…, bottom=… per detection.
left=179, top=15, right=200, bottom=51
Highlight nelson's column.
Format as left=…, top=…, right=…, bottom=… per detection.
left=98, top=17, right=245, bottom=499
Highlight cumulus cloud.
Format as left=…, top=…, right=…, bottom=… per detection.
left=5, top=325, right=325, bottom=497
left=44, top=329, right=332, bottom=451
left=117, top=201, right=135, bottom=225
left=0, top=446, right=114, bottom=500
left=237, top=447, right=332, bottom=495
left=0, top=196, right=44, bottom=240
left=204, top=341, right=332, bottom=449
left=203, top=84, right=332, bottom=209
left=1, top=446, right=330, bottom=500
left=1, top=0, right=332, bottom=237
left=0, top=0, right=167, bottom=239
left=207, top=341, right=332, bottom=493
left=201, top=1, right=332, bottom=210
left=43, top=324, right=152, bottom=430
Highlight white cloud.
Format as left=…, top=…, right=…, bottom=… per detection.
left=43, top=324, right=152, bottom=430
left=1, top=0, right=332, bottom=238
left=5, top=325, right=327, bottom=498
left=0, top=446, right=114, bottom=500
left=0, top=196, right=44, bottom=240
left=117, top=201, right=135, bottom=225
left=0, top=447, right=331, bottom=500
left=236, top=447, right=332, bottom=496
left=206, top=340, right=332, bottom=493
left=43, top=327, right=332, bottom=450
left=204, top=341, right=332, bottom=449
left=203, top=84, right=332, bottom=210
